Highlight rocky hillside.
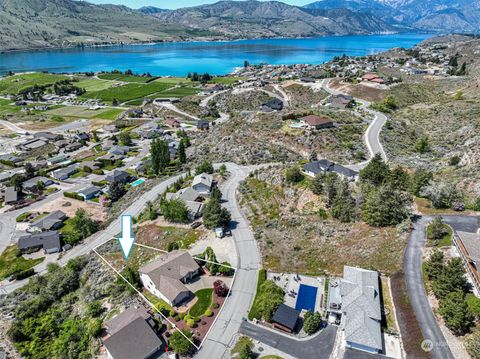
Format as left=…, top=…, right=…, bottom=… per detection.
left=305, top=0, right=480, bottom=32
left=0, top=0, right=208, bottom=51
left=142, top=0, right=395, bottom=39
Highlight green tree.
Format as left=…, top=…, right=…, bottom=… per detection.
left=424, top=250, right=444, bottom=280
left=116, top=266, right=142, bottom=294
left=432, top=258, right=468, bottom=298
left=331, top=179, right=356, bottom=223
left=387, top=166, right=410, bottom=191
left=361, top=186, right=412, bottom=227
left=427, top=217, right=448, bottom=242
left=160, top=198, right=190, bottom=224
left=256, top=280, right=284, bottom=322
left=108, top=181, right=126, bottom=202
left=178, top=139, right=187, bottom=164
left=86, top=301, right=103, bottom=318
left=239, top=343, right=255, bottom=359
left=310, top=173, right=323, bottom=195
left=203, top=199, right=231, bottom=229
left=421, top=181, right=462, bottom=209
left=65, top=209, right=99, bottom=245
left=118, top=131, right=132, bottom=146
left=150, top=138, right=170, bottom=175
left=169, top=330, right=195, bottom=356
left=195, top=161, right=214, bottom=175
left=285, top=166, right=304, bottom=184
left=359, top=154, right=390, bottom=187
left=303, top=311, right=322, bottom=335
left=438, top=291, right=473, bottom=335
left=415, top=136, right=430, bottom=154
left=25, top=162, right=35, bottom=179
left=410, top=168, right=432, bottom=196
left=323, top=172, right=339, bottom=208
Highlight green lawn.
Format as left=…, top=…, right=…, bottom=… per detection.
left=189, top=288, right=213, bottom=317
left=0, top=73, right=69, bottom=94
left=59, top=218, right=75, bottom=236
left=83, top=82, right=174, bottom=104
left=0, top=246, right=44, bottom=280
left=144, top=291, right=173, bottom=315
left=210, top=76, right=243, bottom=85
left=154, top=87, right=200, bottom=98
left=75, top=78, right=114, bottom=92
left=95, top=108, right=124, bottom=120
left=426, top=223, right=453, bottom=247
left=45, top=106, right=123, bottom=120
left=16, top=212, right=32, bottom=223
left=248, top=269, right=266, bottom=320
left=97, top=73, right=156, bottom=83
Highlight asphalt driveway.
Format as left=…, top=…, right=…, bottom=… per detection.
left=239, top=321, right=337, bottom=359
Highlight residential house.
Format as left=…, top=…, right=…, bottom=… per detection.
left=16, top=138, right=47, bottom=152
left=81, top=161, right=102, bottom=172
left=165, top=118, right=181, bottom=128
left=97, top=153, right=124, bottom=165
left=78, top=186, right=102, bottom=200
left=192, top=173, right=213, bottom=196
left=18, top=231, right=62, bottom=254
left=103, top=307, right=163, bottom=359
left=47, top=154, right=68, bottom=166
left=140, top=250, right=201, bottom=306
left=339, top=266, right=382, bottom=354
left=300, top=77, right=316, bottom=83
left=453, top=231, right=480, bottom=294
left=30, top=210, right=67, bottom=231
left=0, top=154, right=23, bottom=166
left=65, top=142, right=84, bottom=152
left=74, top=133, right=90, bottom=142
left=260, top=98, right=283, bottom=112
left=328, top=94, right=355, bottom=109
left=0, top=169, right=24, bottom=183
left=166, top=188, right=205, bottom=220
left=51, top=164, right=77, bottom=181
left=102, top=139, right=116, bottom=151
left=22, top=176, right=54, bottom=192
left=106, top=170, right=132, bottom=185
left=1, top=186, right=18, bottom=204
left=300, top=115, right=334, bottom=130
left=303, top=160, right=358, bottom=181
left=109, top=145, right=130, bottom=156
left=197, top=120, right=210, bottom=131
left=272, top=304, right=300, bottom=333
left=34, top=132, right=64, bottom=142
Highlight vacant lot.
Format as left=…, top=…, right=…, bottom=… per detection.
left=136, top=224, right=203, bottom=250
left=238, top=169, right=407, bottom=275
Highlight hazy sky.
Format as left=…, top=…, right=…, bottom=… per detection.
left=88, top=0, right=311, bottom=10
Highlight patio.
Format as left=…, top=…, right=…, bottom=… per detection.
left=268, top=272, right=325, bottom=314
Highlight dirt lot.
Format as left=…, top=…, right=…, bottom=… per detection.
left=38, top=197, right=107, bottom=221
left=238, top=167, right=408, bottom=276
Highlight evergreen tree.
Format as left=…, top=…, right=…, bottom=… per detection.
left=359, top=154, right=390, bottom=187
left=310, top=173, right=323, bottom=195
left=178, top=139, right=187, bottom=164
left=439, top=291, right=473, bottom=335
left=323, top=172, right=338, bottom=208
left=331, top=179, right=356, bottom=223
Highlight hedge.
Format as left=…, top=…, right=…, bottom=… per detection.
left=14, top=268, right=35, bottom=280
left=248, top=269, right=267, bottom=320
left=64, top=192, right=84, bottom=201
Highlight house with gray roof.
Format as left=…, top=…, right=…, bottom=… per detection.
left=339, top=266, right=382, bottom=354
left=192, top=173, right=214, bottom=196
left=51, top=164, right=78, bottom=180
left=22, top=176, right=54, bottom=192
left=453, top=231, right=480, bottom=295
left=140, top=250, right=200, bottom=307
left=303, top=160, right=358, bottom=181
left=30, top=211, right=67, bottom=231
left=165, top=187, right=205, bottom=221
left=1, top=186, right=19, bottom=204
left=78, top=186, right=102, bottom=200
left=103, top=307, right=163, bottom=359
left=18, top=231, right=62, bottom=254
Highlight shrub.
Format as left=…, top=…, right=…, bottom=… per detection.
left=303, top=311, right=322, bottom=335
left=205, top=309, right=213, bottom=317
left=64, top=192, right=84, bottom=201
left=212, top=302, right=220, bottom=309
left=13, top=268, right=35, bottom=280
left=186, top=319, right=195, bottom=327
left=285, top=166, right=304, bottom=184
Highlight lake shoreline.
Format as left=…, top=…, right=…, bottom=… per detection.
left=0, top=31, right=436, bottom=55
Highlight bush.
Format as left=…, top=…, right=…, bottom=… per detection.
left=303, top=311, right=322, bottom=335
left=64, top=192, right=84, bottom=201
left=212, top=302, right=220, bottom=309
left=195, top=161, right=214, bottom=175
left=186, top=318, right=195, bottom=327
left=169, top=309, right=176, bottom=317
left=13, top=268, right=35, bottom=280
left=285, top=166, right=304, bottom=184
left=205, top=309, right=213, bottom=317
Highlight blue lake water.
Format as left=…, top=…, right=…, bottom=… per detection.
left=0, top=33, right=432, bottom=76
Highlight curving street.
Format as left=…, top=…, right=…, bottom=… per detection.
left=405, top=215, right=479, bottom=359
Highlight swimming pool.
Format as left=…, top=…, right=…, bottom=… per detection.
left=295, top=284, right=318, bottom=312
left=130, top=178, right=145, bottom=187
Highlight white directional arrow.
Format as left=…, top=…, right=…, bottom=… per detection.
left=118, top=215, right=135, bottom=259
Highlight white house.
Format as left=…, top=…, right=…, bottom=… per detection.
left=192, top=173, right=213, bottom=195
left=139, top=250, right=200, bottom=307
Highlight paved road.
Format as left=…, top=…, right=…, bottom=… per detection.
left=239, top=321, right=337, bottom=359
left=404, top=215, right=479, bottom=359
left=318, top=79, right=388, bottom=170
left=196, top=163, right=261, bottom=359
left=0, top=119, right=32, bottom=134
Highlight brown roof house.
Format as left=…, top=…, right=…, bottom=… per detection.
left=140, top=250, right=201, bottom=307
left=300, top=115, right=334, bottom=130
left=103, top=307, right=163, bottom=359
